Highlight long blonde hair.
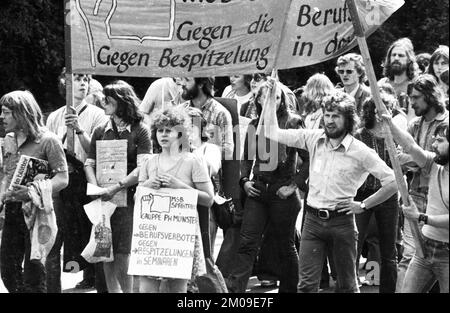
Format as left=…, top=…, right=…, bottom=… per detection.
left=0, top=90, right=45, bottom=141
left=302, top=73, right=334, bottom=114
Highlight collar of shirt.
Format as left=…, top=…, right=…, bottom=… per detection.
left=187, top=97, right=214, bottom=112
left=200, top=98, right=213, bottom=111
left=104, top=119, right=131, bottom=133
left=318, top=132, right=353, bottom=152
left=64, top=99, right=88, bottom=115
left=348, top=85, right=359, bottom=98
left=75, top=100, right=88, bottom=114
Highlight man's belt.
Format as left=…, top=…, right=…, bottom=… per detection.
left=305, top=204, right=347, bottom=220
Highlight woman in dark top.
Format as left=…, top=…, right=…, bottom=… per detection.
left=84, top=80, right=152, bottom=293
left=354, top=93, right=400, bottom=293
left=226, top=81, right=308, bottom=293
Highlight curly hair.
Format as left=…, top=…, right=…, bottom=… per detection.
left=103, top=80, right=143, bottom=125
left=434, top=122, right=449, bottom=141
left=382, top=38, right=419, bottom=81
left=322, top=90, right=360, bottom=135
left=336, top=53, right=367, bottom=84
left=151, top=106, right=192, bottom=153
left=0, top=90, right=44, bottom=141
left=428, top=45, right=449, bottom=82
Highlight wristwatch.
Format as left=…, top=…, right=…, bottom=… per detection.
left=118, top=180, right=126, bottom=189
left=360, top=201, right=367, bottom=211
left=418, top=213, right=428, bottom=224
left=75, top=129, right=84, bottom=135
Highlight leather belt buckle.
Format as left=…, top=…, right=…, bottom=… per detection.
left=318, top=209, right=330, bottom=220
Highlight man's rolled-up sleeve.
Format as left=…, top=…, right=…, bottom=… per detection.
left=363, top=149, right=396, bottom=186
left=279, top=128, right=321, bottom=152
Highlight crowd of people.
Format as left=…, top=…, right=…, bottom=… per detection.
left=0, top=38, right=448, bottom=293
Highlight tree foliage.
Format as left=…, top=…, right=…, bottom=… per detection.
left=0, top=0, right=65, bottom=112
left=0, top=0, right=448, bottom=113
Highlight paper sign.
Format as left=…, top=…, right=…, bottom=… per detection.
left=86, top=183, right=107, bottom=196
left=96, top=139, right=127, bottom=207
left=128, top=186, right=199, bottom=279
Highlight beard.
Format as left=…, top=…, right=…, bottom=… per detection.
left=390, top=62, right=407, bottom=76
left=325, top=125, right=347, bottom=139
left=434, top=151, right=449, bottom=166
left=182, top=85, right=199, bottom=100
left=413, top=105, right=431, bottom=117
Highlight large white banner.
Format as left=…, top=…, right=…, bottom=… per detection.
left=69, top=0, right=404, bottom=77
left=128, top=186, right=199, bottom=280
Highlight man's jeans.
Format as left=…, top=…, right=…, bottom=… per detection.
left=0, top=202, right=62, bottom=293
left=226, top=187, right=301, bottom=293
left=402, top=236, right=449, bottom=293
left=396, top=192, right=427, bottom=292
left=298, top=209, right=360, bottom=293
left=355, top=193, right=398, bottom=293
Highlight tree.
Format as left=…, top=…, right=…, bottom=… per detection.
left=0, top=0, right=448, bottom=116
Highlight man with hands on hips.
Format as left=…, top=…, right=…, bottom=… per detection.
left=262, top=77, right=398, bottom=293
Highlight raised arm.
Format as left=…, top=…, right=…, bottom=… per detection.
left=382, top=114, right=429, bottom=168
left=262, top=78, right=307, bottom=148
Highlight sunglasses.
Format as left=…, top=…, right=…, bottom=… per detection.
left=337, top=69, right=355, bottom=75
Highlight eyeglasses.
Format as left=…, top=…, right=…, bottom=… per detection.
left=337, top=69, right=355, bottom=75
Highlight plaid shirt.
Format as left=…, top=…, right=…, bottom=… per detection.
left=182, top=98, right=234, bottom=160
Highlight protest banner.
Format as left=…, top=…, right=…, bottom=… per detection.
left=69, top=0, right=403, bottom=77
left=96, top=139, right=127, bottom=207
left=128, top=186, right=199, bottom=279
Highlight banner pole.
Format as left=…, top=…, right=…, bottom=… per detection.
left=64, top=0, right=75, bottom=155
left=256, top=69, right=278, bottom=135
left=346, top=0, right=425, bottom=258
left=255, top=0, right=294, bottom=135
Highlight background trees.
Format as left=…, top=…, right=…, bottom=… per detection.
left=0, top=0, right=448, bottom=114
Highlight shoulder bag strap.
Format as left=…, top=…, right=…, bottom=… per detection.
left=110, top=118, right=121, bottom=139
left=62, top=104, right=89, bottom=144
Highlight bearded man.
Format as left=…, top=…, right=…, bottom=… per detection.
left=379, top=38, right=420, bottom=123
left=179, top=77, right=234, bottom=160
left=262, top=84, right=398, bottom=293
left=383, top=112, right=448, bottom=293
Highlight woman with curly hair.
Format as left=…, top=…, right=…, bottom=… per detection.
left=137, top=106, right=214, bottom=292
left=84, top=80, right=152, bottom=293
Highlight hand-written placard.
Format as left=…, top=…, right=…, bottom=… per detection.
left=96, top=140, right=127, bottom=207
left=128, top=186, right=199, bottom=279
left=70, top=0, right=403, bottom=76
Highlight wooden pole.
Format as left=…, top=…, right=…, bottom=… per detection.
left=64, top=0, right=75, bottom=155
left=346, top=0, right=425, bottom=258
left=255, top=0, right=293, bottom=135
